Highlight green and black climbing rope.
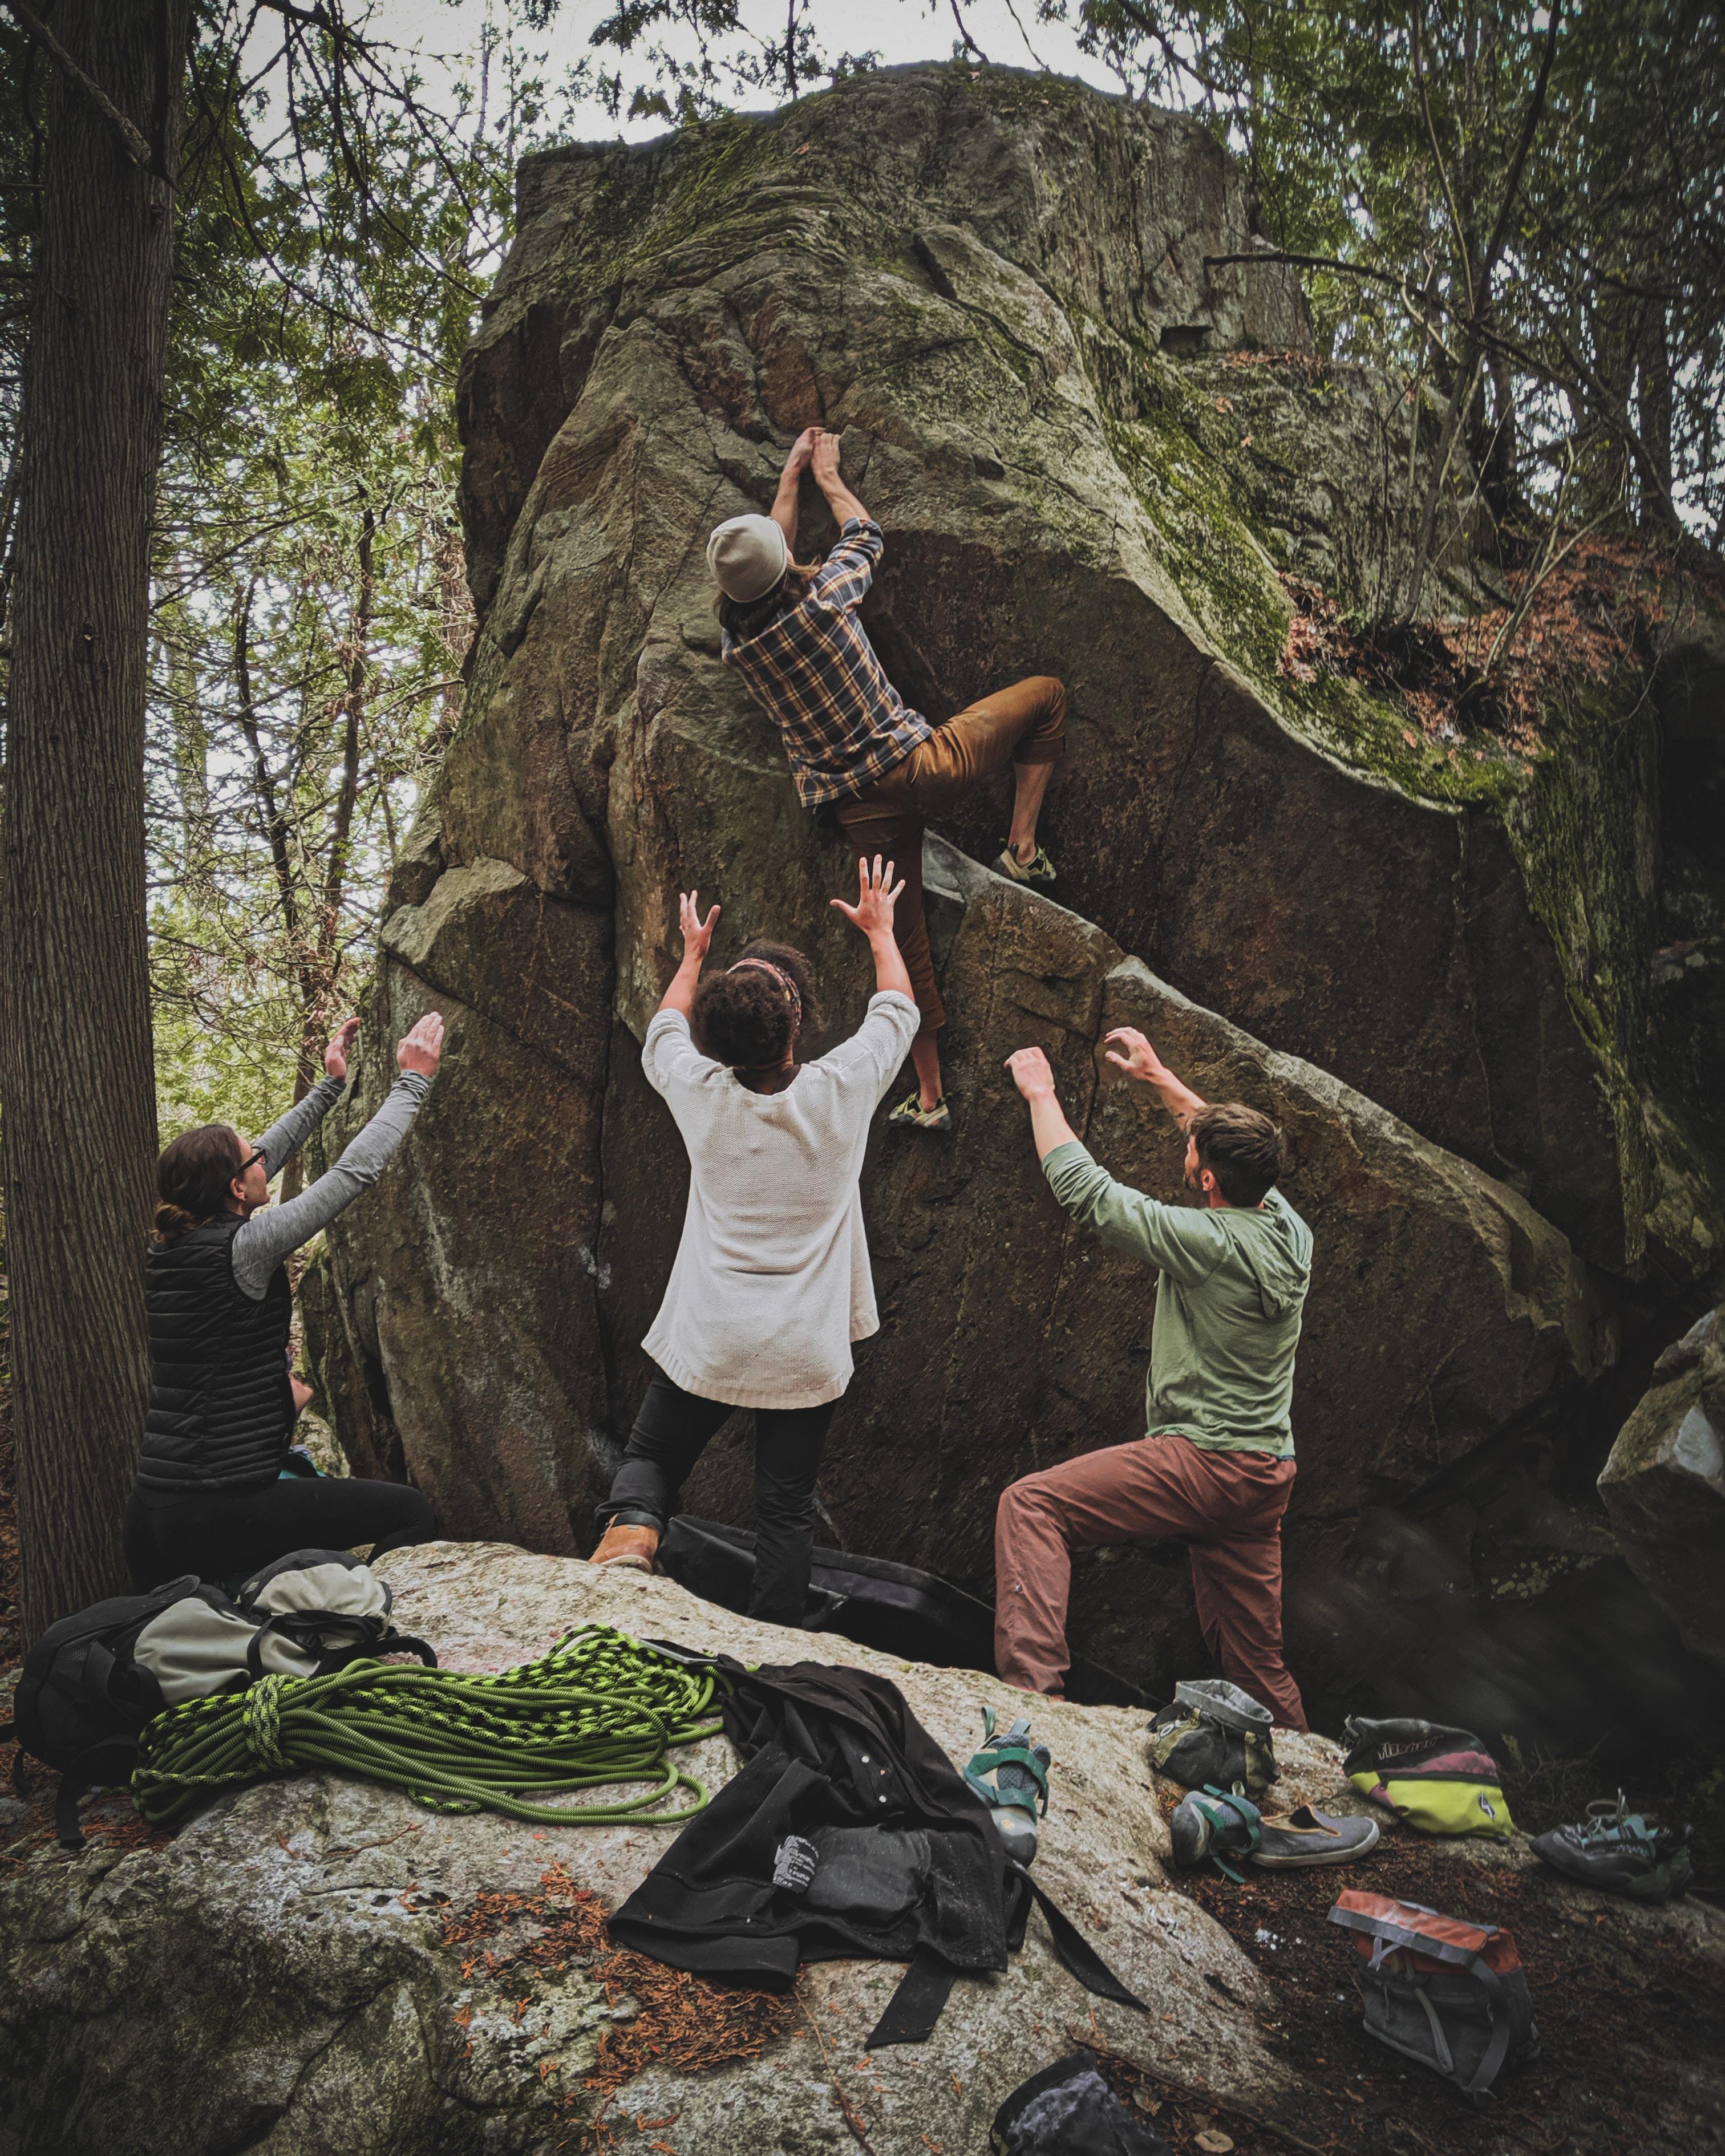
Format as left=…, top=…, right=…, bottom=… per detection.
left=131, top=1624, right=727, bottom=1831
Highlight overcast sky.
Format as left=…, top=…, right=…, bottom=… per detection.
left=367, top=0, right=1124, bottom=142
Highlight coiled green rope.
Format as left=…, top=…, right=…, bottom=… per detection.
left=131, top=1624, right=726, bottom=1831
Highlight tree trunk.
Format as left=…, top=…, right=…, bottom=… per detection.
left=1634, top=301, right=1677, bottom=528
left=0, top=0, right=190, bottom=1640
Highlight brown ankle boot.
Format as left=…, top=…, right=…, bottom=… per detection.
left=590, top=1521, right=659, bottom=1572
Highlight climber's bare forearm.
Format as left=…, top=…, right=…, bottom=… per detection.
left=660, top=952, right=704, bottom=1023
left=769, top=469, right=801, bottom=555
left=820, top=478, right=870, bottom=526
left=1103, top=1028, right=1206, bottom=1126
left=1153, top=1069, right=1206, bottom=1126
left=868, top=926, right=913, bottom=1004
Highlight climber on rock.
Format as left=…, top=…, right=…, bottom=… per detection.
left=588, top=854, right=921, bottom=1622
left=123, top=1012, right=446, bottom=1590
left=993, top=1031, right=1313, bottom=1730
left=706, top=425, right=1066, bottom=1133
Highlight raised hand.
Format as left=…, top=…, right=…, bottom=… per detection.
left=1005, top=1045, right=1056, bottom=1101
left=324, top=1015, right=362, bottom=1080
left=1103, top=1027, right=1166, bottom=1084
left=785, top=425, right=819, bottom=475
left=809, top=429, right=844, bottom=489
left=830, top=853, right=904, bottom=937
left=398, top=1012, right=445, bottom=1078
left=679, top=889, right=720, bottom=962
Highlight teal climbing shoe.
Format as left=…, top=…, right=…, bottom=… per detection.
left=1532, top=1794, right=1694, bottom=1903
left=1170, top=1784, right=1262, bottom=1882
left=965, top=1705, right=1051, bottom=1866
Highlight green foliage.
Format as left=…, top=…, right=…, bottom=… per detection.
left=142, top=7, right=574, bottom=1141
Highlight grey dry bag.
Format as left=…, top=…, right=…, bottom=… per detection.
left=3, top=1549, right=434, bottom=1846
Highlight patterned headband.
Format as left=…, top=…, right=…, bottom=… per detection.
left=728, top=957, right=803, bottom=1035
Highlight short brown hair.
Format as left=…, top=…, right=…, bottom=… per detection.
left=153, top=1122, right=245, bottom=1242
left=1189, top=1102, right=1282, bottom=1206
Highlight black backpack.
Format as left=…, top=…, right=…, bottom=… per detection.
left=656, top=1515, right=1147, bottom=1709
left=3, top=1550, right=434, bottom=1848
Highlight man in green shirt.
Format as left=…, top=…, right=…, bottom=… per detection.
left=995, top=1028, right=1313, bottom=1728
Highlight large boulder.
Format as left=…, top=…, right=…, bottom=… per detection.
left=306, top=62, right=1722, bottom=1744
left=1600, top=1306, right=1725, bottom=1669
left=443, top=60, right=1722, bottom=1275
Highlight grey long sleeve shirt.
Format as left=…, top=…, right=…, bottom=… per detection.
left=231, top=1069, right=433, bottom=1300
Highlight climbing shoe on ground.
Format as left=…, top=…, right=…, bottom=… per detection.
left=965, top=1705, right=1051, bottom=1866
left=1250, top=1804, right=1380, bottom=1868
left=995, top=840, right=1057, bottom=886
left=590, top=1522, right=660, bottom=1573
left=1531, top=1794, right=1694, bottom=1903
left=1169, top=1784, right=1262, bottom=1882
left=886, top=1091, right=953, bottom=1133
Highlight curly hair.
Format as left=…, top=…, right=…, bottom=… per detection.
left=691, top=940, right=823, bottom=1069
left=153, top=1122, right=246, bottom=1243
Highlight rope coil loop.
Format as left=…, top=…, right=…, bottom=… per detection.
left=131, top=1624, right=726, bottom=1833
left=241, top=1675, right=288, bottom=1771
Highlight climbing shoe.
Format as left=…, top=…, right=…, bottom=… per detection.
left=995, top=840, right=1056, bottom=886
left=590, top=1522, right=659, bottom=1573
left=965, top=1705, right=1051, bottom=1867
left=1531, top=1794, right=1694, bottom=1903
left=1169, top=1784, right=1262, bottom=1882
left=1250, top=1804, right=1380, bottom=1868
left=886, top=1091, right=953, bottom=1133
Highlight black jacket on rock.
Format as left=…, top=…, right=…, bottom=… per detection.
left=608, top=1657, right=1146, bottom=2047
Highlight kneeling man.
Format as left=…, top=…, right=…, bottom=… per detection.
left=996, top=1029, right=1311, bottom=1728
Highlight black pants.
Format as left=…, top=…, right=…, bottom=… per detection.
left=124, top=1474, right=437, bottom=1591
left=597, top=1368, right=836, bottom=1627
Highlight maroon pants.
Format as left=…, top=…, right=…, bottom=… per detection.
left=993, top=1430, right=1307, bottom=1730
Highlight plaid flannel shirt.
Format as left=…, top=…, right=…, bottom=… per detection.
left=721, top=517, right=933, bottom=810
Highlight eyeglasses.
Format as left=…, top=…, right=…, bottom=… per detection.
left=238, top=1147, right=266, bottom=1175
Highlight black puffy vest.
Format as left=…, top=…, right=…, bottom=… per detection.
left=137, top=1215, right=293, bottom=1492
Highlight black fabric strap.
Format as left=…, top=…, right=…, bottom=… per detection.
left=1018, top=1868, right=1151, bottom=2012
left=55, top=1776, right=86, bottom=1850
left=865, top=1947, right=960, bottom=2049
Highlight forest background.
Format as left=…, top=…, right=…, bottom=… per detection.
left=0, top=0, right=1719, bottom=1642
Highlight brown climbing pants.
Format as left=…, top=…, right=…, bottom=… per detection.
left=835, top=675, right=1066, bottom=1036
left=993, top=1430, right=1308, bottom=1730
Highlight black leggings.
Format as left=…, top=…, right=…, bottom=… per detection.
left=124, top=1475, right=437, bottom=1591
left=596, top=1368, right=837, bottom=1627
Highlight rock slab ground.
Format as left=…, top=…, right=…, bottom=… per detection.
left=2, top=1545, right=1722, bottom=2156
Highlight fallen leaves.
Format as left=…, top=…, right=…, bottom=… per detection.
left=1274, top=534, right=1719, bottom=755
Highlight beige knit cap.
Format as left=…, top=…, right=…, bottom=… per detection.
left=706, top=513, right=789, bottom=602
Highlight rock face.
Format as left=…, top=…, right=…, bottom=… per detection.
left=1600, top=1306, right=1725, bottom=1669
left=306, top=64, right=1725, bottom=1745
left=5, top=1546, right=1724, bottom=2156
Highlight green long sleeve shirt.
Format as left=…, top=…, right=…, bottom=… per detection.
left=1043, top=1139, right=1313, bottom=1457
